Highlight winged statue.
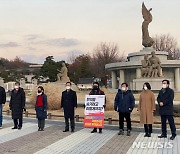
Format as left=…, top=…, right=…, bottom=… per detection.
left=142, top=2, right=154, bottom=47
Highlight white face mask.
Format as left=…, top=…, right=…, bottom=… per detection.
left=121, top=87, right=126, bottom=91
left=14, top=86, right=19, bottom=89
left=66, top=86, right=71, bottom=90
left=144, top=86, right=148, bottom=90
left=162, top=84, right=167, bottom=89
left=37, top=92, right=42, bottom=95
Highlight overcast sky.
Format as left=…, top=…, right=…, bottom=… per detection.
left=0, top=0, right=179, bottom=63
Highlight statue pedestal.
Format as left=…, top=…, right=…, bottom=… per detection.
left=132, top=78, right=174, bottom=91
left=128, top=47, right=168, bottom=61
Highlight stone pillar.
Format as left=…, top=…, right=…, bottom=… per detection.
left=111, top=71, right=117, bottom=89
left=119, top=70, right=125, bottom=84
left=175, top=68, right=180, bottom=91
left=136, top=68, right=141, bottom=79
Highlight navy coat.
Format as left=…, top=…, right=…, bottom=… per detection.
left=35, top=94, right=47, bottom=120
left=157, top=87, right=174, bottom=115
left=9, top=88, right=26, bottom=119
left=114, top=89, right=135, bottom=113
left=61, top=90, right=77, bottom=119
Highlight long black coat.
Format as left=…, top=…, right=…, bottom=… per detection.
left=0, top=86, right=6, bottom=104
left=35, top=94, right=47, bottom=120
left=61, top=90, right=77, bottom=118
left=9, top=88, right=26, bottom=119
left=157, top=87, right=174, bottom=115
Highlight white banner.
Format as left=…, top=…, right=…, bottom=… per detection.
left=84, top=95, right=105, bottom=115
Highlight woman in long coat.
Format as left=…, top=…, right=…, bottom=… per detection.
left=35, top=86, right=47, bottom=131
left=9, top=82, right=26, bottom=129
left=138, top=82, right=156, bottom=137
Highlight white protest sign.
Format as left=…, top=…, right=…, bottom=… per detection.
left=84, top=95, right=105, bottom=115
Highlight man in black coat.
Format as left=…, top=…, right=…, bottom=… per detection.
left=61, top=82, right=77, bottom=132
left=9, top=82, right=26, bottom=130
left=157, top=80, right=176, bottom=140
left=0, top=86, right=6, bottom=128
left=89, top=82, right=106, bottom=134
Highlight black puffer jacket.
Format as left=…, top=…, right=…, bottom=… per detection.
left=114, top=89, right=135, bottom=113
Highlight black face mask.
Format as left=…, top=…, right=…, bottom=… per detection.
left=38, top=90, right=42, bottom=93
left=93, top=86, right=99, bottom=90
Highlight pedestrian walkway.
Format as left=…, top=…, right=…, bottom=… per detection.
left=0, top=117, right=179, bottom=154
left=127, top=133, right=180, bottom=154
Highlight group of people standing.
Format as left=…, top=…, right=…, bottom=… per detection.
left=61, top=80, right=176, bottom=141
left=114, top=80, right=176, bottom=140
left=0, top=79, right=177, bottom=141
left=0, top=82, right=48, bottom=131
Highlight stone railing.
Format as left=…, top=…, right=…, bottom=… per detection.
left=3, top=110, right=180, bottom=126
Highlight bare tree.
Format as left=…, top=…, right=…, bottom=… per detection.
left=67, top=51, right=76, bottom=64
left=152, top=34, right=180, bottom=60
left=92, top=42, right=124, bottom=85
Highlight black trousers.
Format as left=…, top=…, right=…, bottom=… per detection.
left=92, top=128, right=102, bottom=132
left=65, top=117, right=75, bottom=130
left=13, top=118, right=23, bottom=128
left=119, top=112, right=131, bottom=130
left=38, top=119, right=45, bottom=130
left=161, top=115, right=176, bottom=136
left=144, top=124, right=152, bottom=134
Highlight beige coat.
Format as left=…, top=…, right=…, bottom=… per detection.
left=138, top=90, right=156, bottom=124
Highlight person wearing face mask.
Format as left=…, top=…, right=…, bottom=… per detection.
left=61, top=82, right=77, bottom=132
left=114, top=83, right=135, bottom=136
left=157, top=80, right=176, bottom=140
left=89, top=82, right=106, bottom=133
left=35, top=86, right=47, bottom=131
left=9, top=82, right=26, bottom=130
left=138, top=82, right=155, bottom=137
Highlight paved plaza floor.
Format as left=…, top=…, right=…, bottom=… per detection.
left=0, top=116, right=179, bottom=154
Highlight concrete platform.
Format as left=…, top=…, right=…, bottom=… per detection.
left=0, top=116, right=179, bottom=154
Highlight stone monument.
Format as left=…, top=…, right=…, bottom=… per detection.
left=141, top=54, right=150, bottom=78
left=141, top=51, right=162, bottom=78
left=148, top=51, right=162, bottom=77
left=105, top=2, right=180, bottom=91
left=45, top=62, right=78, bottom=92
left=142, top=2, right=154, bottom=47
left=57, top=62, right=70, bottom=83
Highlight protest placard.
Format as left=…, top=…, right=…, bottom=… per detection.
left=84, top=95, right=105, bottom=128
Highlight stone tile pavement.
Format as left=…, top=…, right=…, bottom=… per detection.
left=0, top=116, right=179, bottom=154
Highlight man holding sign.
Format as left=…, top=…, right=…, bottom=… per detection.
left=84, top=82, right=106, bottom=133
